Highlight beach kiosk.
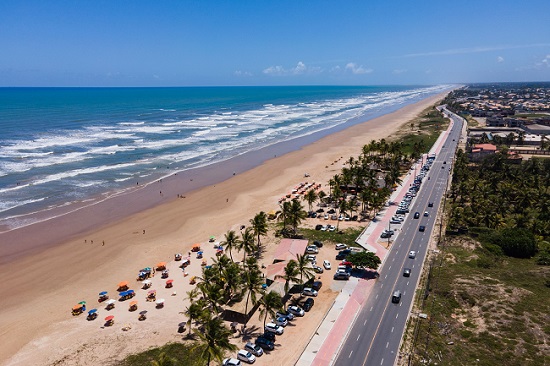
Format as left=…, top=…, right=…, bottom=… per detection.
left=105, top=299, right=116, bottom=310
left=87, top=309, right=98, bottom=321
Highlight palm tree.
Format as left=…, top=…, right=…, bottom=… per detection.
left=220, top=230, right=241, bottom=262
left=239, top=227, right=256, bottom=262
left=258, top=291, right=283, bottom=328
left=288, top=199, right=307, bottom=234
left=150, top=352, right=177, bottom=366
left=304, top=189, right=318, bottom=212
left=277, top=201, right=292, bottom=231
left=193, top=314, right=237, bottom=366
left=275, top=260, right=299, bottom=294
left=250, top=211, right=268, bottom=252
left=295, top=254, right=315, bottom=287
left=242, top=264, right=264, bottom=317
left=185, top=301, right=208, bottom=335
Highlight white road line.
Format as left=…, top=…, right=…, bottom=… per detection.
left=388, top=266, right=391, bottom=270
left=376, top=294, right=379, bottom=299
left=396, top=313, right=399, bottom=319
left=381, top=358, right=384, bottom=365
left=391, top=327, right=394, bottom=333
left=384, top=274, right=387, bottom=279
left=365, top=319, right=368, bottom=324
left=349, top=350, right=353, bottom=358
left=357, top=334, right=361, bottom=341
left=407, top=281, right=409, bottom=286
left=370, top=307, right=373, bottom=312
left=386, top=342, right=389, bottom=348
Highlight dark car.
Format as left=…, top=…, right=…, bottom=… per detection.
left=312, top=281, right=323, bottom=291
left=428, top=202, right=434, bottom=207
left=315, top=224, right=323, bottom=231
left=262, top=332, right=276, bottom=341
left=336, top=249, right=351, bottom=260
left=403, top=268, right=411, bottom=277
left=313, top=240, right=323, bottom=248
left=302, top=298, right=314, bottom=312
left=414, top=212, right=420, bottom=219
left=419, top=225, right=426, bottom=232
left=255, top=337, right=275, bottom=351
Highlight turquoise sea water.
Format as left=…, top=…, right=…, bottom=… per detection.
left=0, top=85, right=449, bottom=230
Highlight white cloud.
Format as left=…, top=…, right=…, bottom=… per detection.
left=345, top=63, right=373, bottom=74
left=234, top=70, right=253, bottom=76
left=263, top=62, right=321, bottom=76
left=497, top=56, right=504, bottom=63
left=540, top=55, right=550, bottom=67
left=392, top=69, right=407, bottom=74
left=402, top=43, right=550, bottom=58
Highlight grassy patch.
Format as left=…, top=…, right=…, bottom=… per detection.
left=300, top=227, right=365, bottom=248
left=405, top=236, right=550, bottom=366
left=118, top=342, right=204, bottom=366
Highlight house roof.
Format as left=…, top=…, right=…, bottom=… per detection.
left=473, top=143, right=497, bottom=151
left=273, top=238, right=309, bottom=263
left=266, top=261, right=290, bottom=283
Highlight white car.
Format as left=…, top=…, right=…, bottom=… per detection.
left=323, top=260, right=331, bottom=270
left=302, top=287, right=318, bottom=297
left=306, top=245, right=319, bottom=254
left=223, top=358, right=242, bottom=366
left=244, top=342, right=264, bottom=357
left=409, top=250, right=417, bottom=259
left=287, top=305, right=305, bottom=317
left=237, top=350, right=256, bottom=364
left=276, top=310, right=294, bottom=321
left=335, top=243, right=347, bottom=250
left=306, top=254, right=317, bottom=262
left=265, top=323, right=284, bottom=335
left=328, top=225, right=336, bottom=232
left=273, top=316, right=288, bottom=327
left=320, top=225, right=328, bottom=231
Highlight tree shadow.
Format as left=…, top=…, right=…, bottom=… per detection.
left=237, top=324, right=261, bottom=341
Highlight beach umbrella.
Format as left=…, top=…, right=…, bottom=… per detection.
left=166, top=279, right=174, bottom=284
left=156, top=261, right=166, bottom=268
left=139, top=310, right=148, bottom=315
left=127, top=289, right=135, bottom=295
left=148, top=289, right=156, bottom=294
left=79, top=301, right=86, bottom=305
left=119, top=291, right=128, bottom=297
left=197, top=251, right=203, bottom=255
left=105, top=315, right=115, bottom=321
left=129, top=301, right=138, bottom=306
left=117, top=281, right=128, bottom=289
left=88, top=309, right=98, bottom=315
left=106, top=299, right=116, bottom=305
left=99, top=291, right=108, bottom=296
left=155, top=298, right=165, bottom=305
left=72, top=304, right=83, bottom=310
left=142, top=279, right=152, bottom=286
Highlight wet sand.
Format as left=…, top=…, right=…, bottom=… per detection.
left=0, top=92, right=447, bottom=365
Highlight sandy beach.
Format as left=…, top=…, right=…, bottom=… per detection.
left=0, top=92, right=447, bottom=366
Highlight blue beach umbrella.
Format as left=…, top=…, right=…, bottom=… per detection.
left=99, top=291, right=108, bottom=296
left=127, top=290, right=135, bottom=295
left=88, top=309, right=98, bottom=315
left=119, top=291, right=128, bottom=297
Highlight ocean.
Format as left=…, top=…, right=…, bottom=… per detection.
left=0, top=85, right=450, bottom=232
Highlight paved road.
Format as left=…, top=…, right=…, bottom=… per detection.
left=333, top=110, right=463, bottom=366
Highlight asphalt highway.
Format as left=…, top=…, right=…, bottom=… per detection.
left=334, top=110, right=463, bottom=366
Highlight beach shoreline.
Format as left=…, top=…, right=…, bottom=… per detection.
left=0, top=91, right=449, bottom=366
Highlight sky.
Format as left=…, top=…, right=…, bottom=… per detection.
left=1, top=0, right=549, bottom=87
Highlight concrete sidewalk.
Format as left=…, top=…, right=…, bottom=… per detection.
left=296, top=119, right=455, bottom=366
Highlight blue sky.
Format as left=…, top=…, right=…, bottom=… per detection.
left=1, top=0, right=549, bottom=86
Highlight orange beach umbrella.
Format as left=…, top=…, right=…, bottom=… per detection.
left=129, top=301, right=138, bottom=306
left=192, top=243, right=200, bottom=249
left=156, top=262, right=166, bottom=268
left=117, top=281, right=128, bottom=288
left=72, top=304, right=83, bottom=310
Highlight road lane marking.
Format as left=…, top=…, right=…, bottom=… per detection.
left=357, top=334, right=361, bottom=341
left=386, top=342, right=389, bottom=348
left=384, top=274, right=387, bottom=279
left=407, top=281, right=409, bottom=286
left=370, top=307, right=373, bottom=312
left=396, top=313, right=399, bottom=319
left=376, top=294, right=379, bottom=299
left=365, top=319, right=368, bottom=324
left=349, top=350, right=353, bottom=358
left=391, top=327, right=394, bottom=332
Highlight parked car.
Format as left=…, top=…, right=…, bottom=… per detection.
left=328, top=225, right=336, bottom=232
left=273, top=316, right=288, bottom=327
left=323, top=260, right=331, bottom=270
left=403, top=268, right=411, bottom=277
left=265, top=323, right=284, bottom=335
left=313, top=265, right=323, bottom=274
left=334, top=271, right=351, bottom=280
left=255, top=337, right=275, bottom=351
left=262, top=332, right=276, bottom=341
left=324, top=214, right=329, bottom=220
left=306, top=254, right=317, bottom=262
left=409, top=250, right=416, bottom=259
left=237, top=350, right=256, bottom=364
left=313, top=240, right=323, bottom=248
left=276, top=310, right=294, bottom=321
left=315, top=224, right=323, bottom=231
left=335, top=243, right=348, bottom=250
left=287, top=305, right=305, bottom=317
left=320, top=225, right=327, bottom=231
left=302, top=287, right=318, bottom=297
left=312, top=281, right=323, bottom=291
left=223, top=358, right=241, bottom=366
left=306, top=246, right=319, bottom=254
left=244, top=342, right=264, bottom=357
left=390, top=219, right=402, bottom=224
left=302, top=298, right=315, bottom=312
